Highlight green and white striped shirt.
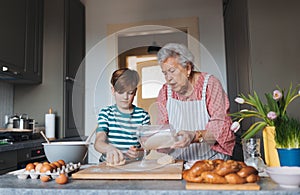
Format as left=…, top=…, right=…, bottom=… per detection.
left=96, top=104, right=150, bottom=152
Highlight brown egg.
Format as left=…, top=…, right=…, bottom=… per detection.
left=53, top=161, right=62, bottom=169
left=25, top=163, right=35, bottom=171
left=49, top=163, right=57, bottom=170
left=33, top=162, right=39, bottom=166
left=40, top=164, right=53, bottom=173
left=57, top=160, right=66, bottom=166
left=55, top=173, right=68, bottom=185
left=35, top=163, right=43, bottom=172
left=43, top=161, right=50, bottom=165
left=40, top=175, right=51, bottom=182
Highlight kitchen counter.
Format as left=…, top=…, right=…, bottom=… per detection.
left=0, top=139, right=45, bottom=152
left=0, top=170, right=299, bottom=195
left=0, top=136, right=88, bottom=174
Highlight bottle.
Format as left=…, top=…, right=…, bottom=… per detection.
left=45, top=108, right=55, bottom=140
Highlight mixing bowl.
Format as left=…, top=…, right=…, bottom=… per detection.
left=42, top=141, right=89, bottom=163
left=137, top=124, right=176, bottom=150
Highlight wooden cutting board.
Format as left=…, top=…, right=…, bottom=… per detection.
left=0, top=128, right=32, bottom=132
left=72, top=160, right=184, bottom=180
left=186, top=182, right=260, bottom=190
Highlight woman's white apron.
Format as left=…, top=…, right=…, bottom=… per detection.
left=166, top=74, right=227, bottom=161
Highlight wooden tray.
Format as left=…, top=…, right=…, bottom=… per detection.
left=72, top=160, right=184, bottom=180
left=186, top=182, right=260, bottom=190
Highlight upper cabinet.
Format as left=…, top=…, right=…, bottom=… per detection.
left=0, top=0, right=43, bottom=84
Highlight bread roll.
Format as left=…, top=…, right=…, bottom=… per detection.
left=182, top=159, right=260, bottom=184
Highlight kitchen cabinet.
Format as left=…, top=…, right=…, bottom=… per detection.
left=14, top=0, right=85, bottom=139
left=0, top=150, right=17, bottom=174
left=0, top=0, right=43, bottom=83
left=64, top=0, right=86, bottom=137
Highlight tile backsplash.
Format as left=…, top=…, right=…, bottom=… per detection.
left=0, top=81, right=13, bottom=128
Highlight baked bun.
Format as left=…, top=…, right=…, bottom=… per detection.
left=182, top=159, right=260, bottom=184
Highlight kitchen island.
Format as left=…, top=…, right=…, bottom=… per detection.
left=0, top=171, right=299, bottom=195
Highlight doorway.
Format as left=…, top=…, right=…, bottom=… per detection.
left=111, top=17, right=199, bottom=124
left=119, top=47, right=165, bottom=124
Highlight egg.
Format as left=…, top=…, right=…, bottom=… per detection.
left=49, top=163, right=57, bottom=170
left=35, top=163, right=43, bottom=172
left=57, top=160, right=66, bottom=166
left=53, top=161, right=62, bottom=169
left=40, top=175, right=51, bottom=182
left=55, top=173, right=68, bottom=184
left=25, top=163, right=35, bottom=171
left=40, top=164, right=53, bottom=173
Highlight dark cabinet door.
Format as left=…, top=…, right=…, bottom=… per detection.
left=23, top=0, right=44, bottom=83
left=0, top=0, right=43, bottom=83
left=0, top=0, right=27, bottom=75
left=64, top=0, right=85, bottom=137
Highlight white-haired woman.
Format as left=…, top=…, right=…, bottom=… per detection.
left=156, top=43, right=235, bottom=162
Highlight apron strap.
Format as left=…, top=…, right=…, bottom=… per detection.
left=202, top=74, right=211, bottom=101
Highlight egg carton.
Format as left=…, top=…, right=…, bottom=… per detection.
left=14, top=162, right=81, bottom=180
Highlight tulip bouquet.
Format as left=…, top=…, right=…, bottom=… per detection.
left=230, top=83, right=300, bottom=148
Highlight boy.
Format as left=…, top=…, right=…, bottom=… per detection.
left=94, top=68, right=150, bottom=166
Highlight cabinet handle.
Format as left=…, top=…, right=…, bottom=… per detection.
left=66, top=76, right=75, bottom=82
left=2, top=66, right=8, bottom=72
left=1, top=66, right=20, bottom=75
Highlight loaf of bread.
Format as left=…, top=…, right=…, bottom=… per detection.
left=182, top=159, right=259, bottom=184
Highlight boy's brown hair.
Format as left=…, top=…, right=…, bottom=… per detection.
left=111, top=68, right=139, bottom=93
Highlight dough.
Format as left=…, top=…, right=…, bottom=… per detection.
left=143, top=132, right=175, bottom=150
left=157, top=154, right=175, bottom=165
left=106, top=159, right=126, bottom=167
left=145, top=150, right=167, bottom=160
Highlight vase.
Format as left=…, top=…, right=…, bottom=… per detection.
left=262, top=126, right=280, bottom=167
left=277, top=148, right=300, bottom=166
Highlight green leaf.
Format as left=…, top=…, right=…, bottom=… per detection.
left=241, top=121, right=267, bottom=140
left=265, top=93, right=279, bottom=113
left=253, top=91, right=266, bottom=116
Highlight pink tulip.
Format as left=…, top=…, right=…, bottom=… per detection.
left=235, top=97, right=245, bottom=104
left=267, top=111, right=277, bottom=120
left=230, top=121, right=240, bottom=133
left=273, top=90, right=282, bottom=101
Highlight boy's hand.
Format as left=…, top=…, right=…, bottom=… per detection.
left=106, top=145, right=124, bottom=165
left=125, top=146, right=143, bottom=159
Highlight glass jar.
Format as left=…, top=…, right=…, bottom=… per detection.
left=242, top=138, right=266, bottom=173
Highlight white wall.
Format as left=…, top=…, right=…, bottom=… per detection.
left=81, top=0, right=227, bottom=162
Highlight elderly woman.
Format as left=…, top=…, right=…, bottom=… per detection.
left=156, top=43, right=235, bottom=161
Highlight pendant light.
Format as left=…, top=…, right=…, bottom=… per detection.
left=147, top=41, right=161, bottom=54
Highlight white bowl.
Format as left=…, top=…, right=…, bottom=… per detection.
left=266, top=166, right=300, bottom=188
left=42, top=141, right=88, bottom=163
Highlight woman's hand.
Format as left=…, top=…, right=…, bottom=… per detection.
left=171, top=130, right=196, bottom=148
left=105, top=145, right=124, bottom=165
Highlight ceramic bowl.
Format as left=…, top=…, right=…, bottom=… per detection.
left=43, top=141, right=88, bottom=163
left=266, top=166, right=300, bottom=188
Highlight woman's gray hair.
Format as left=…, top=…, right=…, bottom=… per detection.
left=157, top=43, right=195, bottom=69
